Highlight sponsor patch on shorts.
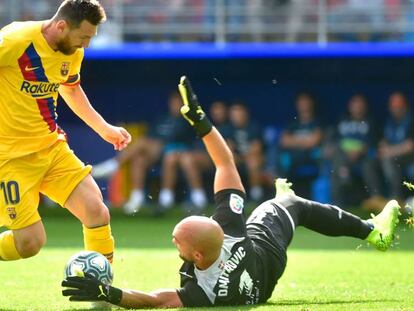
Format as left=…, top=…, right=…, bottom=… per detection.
left=229, top=193, right=244, bottom=214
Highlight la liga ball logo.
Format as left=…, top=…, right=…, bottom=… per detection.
left=229, top=193, right=244, bottom=214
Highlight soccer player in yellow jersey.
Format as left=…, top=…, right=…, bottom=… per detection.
left=0, top=0, right=131, bottom=263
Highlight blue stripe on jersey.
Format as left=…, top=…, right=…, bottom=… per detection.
left=25, top=43, right=49, bottom=82
left=46, top=97, right=57, bottom=121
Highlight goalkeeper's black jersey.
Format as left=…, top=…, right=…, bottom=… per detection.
left=176, top=190, right=289, bottom=307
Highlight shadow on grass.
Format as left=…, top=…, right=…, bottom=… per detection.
left=0, top=298, right=401, bottom=311
left=181, top=298, right=400, bottom=311
left=267, top=298, right=399, bottom=306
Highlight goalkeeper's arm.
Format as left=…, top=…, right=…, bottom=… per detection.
left=178, top=75, right=244, bottom=194
left=62, top=274, right=183, bottom=309
left=117, top=288, right=183, bottom=309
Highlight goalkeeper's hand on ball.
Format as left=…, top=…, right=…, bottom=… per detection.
left=62, top=273, right=122, bottom=305
left=178, top=76, right=212, bottom=138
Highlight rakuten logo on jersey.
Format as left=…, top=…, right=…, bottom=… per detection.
left=20, top=81, right=60, bottom=98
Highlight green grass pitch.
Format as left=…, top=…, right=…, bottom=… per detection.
left=0, top=206, right=414, bottom=311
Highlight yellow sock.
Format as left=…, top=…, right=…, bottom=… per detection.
left=0, top=230, right=22, bottom=261
left=83, top=224, right=114, bottom=263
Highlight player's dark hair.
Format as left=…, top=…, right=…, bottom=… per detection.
left=55, top=0, right=106, bottom=28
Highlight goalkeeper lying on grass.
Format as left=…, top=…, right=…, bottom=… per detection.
left=62, top=76, right=400, bottom=308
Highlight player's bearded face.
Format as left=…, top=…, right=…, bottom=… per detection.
left=57, top=21, right=97, bottom=55
left=173, top=236, right=195, bottom=263
left=176, top=244, right=195, bottom=263
left=56, top=33, right=77, bottom=55
left=178, top=252, right=194, bottom=263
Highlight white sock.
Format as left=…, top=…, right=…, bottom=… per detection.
left=250, top=186, right=263, bottom=201
left=159, top=188, right=174, bottom=208
left=92, top=158, right=119, bottom=179
left=123, top=189, right=145, bottom=215
left=191, top=189, right=207, bottom=208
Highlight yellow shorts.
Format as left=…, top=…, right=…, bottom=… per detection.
left=0, top=141, right=91, bottom=230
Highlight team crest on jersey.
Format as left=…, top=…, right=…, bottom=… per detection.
left=7, top=207, right=16, bottom=220
left=61, top=62, right=70, bottom=76
left=218, top=261, right=225, bottom=270
left=229, top=193, right=244, bottom=214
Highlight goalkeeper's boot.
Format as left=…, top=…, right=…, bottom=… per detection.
left=178, top=76, right=212, bottom=138
left=405, top=196, right=414, bottom=228
left=366, top=199, right=400, bottom=251
left=274, top=178, right=295, bottom=199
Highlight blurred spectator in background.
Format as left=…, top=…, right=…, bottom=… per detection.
left=379, top=92, right=414, bottom=201
left=226, top=0, right=246, bottom=40
left=285, top=0, right=314, bottom=42
left=403, top=0, right=414, bottom=41
left=226, top=102, right=264, bottom=201
left=328, top=0, right=385, bottom=41
left=330, top=94, right=383, bottom=209
left=246, top=0, right=265, bottom=42
left=4, top=0, right=413, bottom=44
left=93, top=92, right=207, bottom=214
left=279, top=92, right=322, bottom=198
left=21, top=0, right=51, bottom=20
left=209, top=100, right=231, bottom=132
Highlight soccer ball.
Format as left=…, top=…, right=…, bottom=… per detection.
left=64, top=251, right=113, bottom=285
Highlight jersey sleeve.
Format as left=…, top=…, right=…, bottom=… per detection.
left=62, top=48, right=84, bottom=86
left=0, top=30, right=15, bottom=67
left=176, top=280, right=212, bottom=307
left=212, top=189, right=247, bottom=237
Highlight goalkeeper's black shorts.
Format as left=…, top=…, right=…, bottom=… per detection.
left=246, top=199, right=295, bottom=301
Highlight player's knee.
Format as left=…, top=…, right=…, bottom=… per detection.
left=16, top=234, right=46, bottom=258
left=96, top=205, right=110, bottom=224
left=164, top=152, right=179, bottom=165
left=85, top=200, right=110, bottom=226
left=180, top=153, right=195, bottom=167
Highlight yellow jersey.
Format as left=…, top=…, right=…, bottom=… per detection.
left=0, top=21, right=83, bottom=159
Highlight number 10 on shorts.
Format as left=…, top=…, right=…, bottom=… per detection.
left=0, top=181, right=20, bottom=205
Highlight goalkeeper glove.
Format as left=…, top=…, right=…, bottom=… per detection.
left=61, top=273, right=122, bottom=305
left=178, top=75, right=212, bottom=138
